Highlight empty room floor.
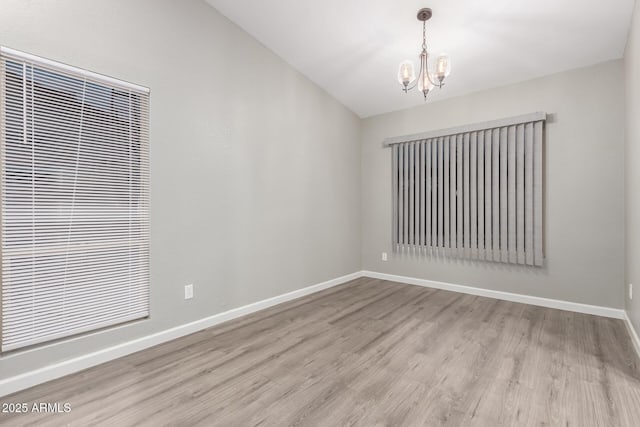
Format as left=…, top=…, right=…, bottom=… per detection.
left=2, top=277, right=640, bottom=426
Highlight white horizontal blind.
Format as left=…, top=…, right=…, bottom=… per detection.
left=0, top=48, right=150, bottom=351
left=390, top=114, right=544, bottom=266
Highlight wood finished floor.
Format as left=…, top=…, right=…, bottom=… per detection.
left=1, top=278, right=640, bottom=426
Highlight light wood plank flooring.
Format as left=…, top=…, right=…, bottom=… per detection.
left=1, top=278, right=640, bottom=426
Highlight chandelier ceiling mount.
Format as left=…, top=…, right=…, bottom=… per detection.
left=416, top=7, right=432, bottom=22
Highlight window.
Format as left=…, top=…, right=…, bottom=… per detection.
left=387, top=113, right=545, bottom=266
left=0, top=47, right=150, bottom=351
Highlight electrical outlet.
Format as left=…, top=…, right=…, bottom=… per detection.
left=184, top=284, right=194, bottom=300
left=382, top=252, right=388, bottom=261
left=630, top=283, right=633, bottom=300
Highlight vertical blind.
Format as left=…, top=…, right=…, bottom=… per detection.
left=0, top=47, right=150, bottom=351
left=388, top=113, right=544, bottom=266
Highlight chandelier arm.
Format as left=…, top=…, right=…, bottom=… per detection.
left=406, top=80, right=420, bottom=91
left=425, top=63, right=440, bottom=88
left=411, top=49, right=426, bottom=91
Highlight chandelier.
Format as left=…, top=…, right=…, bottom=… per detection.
left=397, top=8, right=451, bottom=100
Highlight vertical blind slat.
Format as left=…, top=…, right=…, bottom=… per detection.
left=456, top=135, right=463, bottom=255
left=485, top=129, right=493, bottom=260
left=403, top=144, right=409, bottom=249
left=433, top=139, right=439, bottom=252
left=492, top=129, right=500, bottom=262
left=525, top=127, right=534, bottom=265
left=420, top=141, right=424, bottom=250
left=534, top=121, right=544, bottom=266
left=463, top=133, right=470, bottom=258
left=499, top=127, right=508, bottom=262
left=518, top=125, right=527, bottom=264
left=444, top=136, right=450, bottom=253
left=477, top=131, right=485, bottom=259
left=450, top=136, right=456, bottom=255
left=415, top=142, right=420, bottom=250
left=398, top=144, right=404, bottom=247
left=437, top=137, right=443, bottom=250
left=409, top=142, right=415, bottom=249
left=421, top=141, right=426, bottom=250
left=418, top=141, right=423, bottom=250
left=401, top=143, right=405, bottom=248
left=508, top=126, right=518, bottom=263
left=470, top=132, right=478, bottom=258
left=392, top=144, right=399, bottom=251
left=426, top=140, right=432, bottom=250
left=418, top=142, right=422, bottom=250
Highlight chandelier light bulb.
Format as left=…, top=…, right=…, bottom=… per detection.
left=397, top=60, right=416, bottom=87
left=435, top=54, right=451, bottom=81
left=418, top=72, right=435, bottom=94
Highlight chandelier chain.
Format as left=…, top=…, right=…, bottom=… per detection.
left=422, top=21, right=427, bottom=50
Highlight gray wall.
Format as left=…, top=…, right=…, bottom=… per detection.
left=625, top=0, right=640, bottom=334
left=0, top=0, right=361, bottom=379
left=361, top=60, right=625, bottom=308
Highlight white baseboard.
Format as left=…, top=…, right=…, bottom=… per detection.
left=0, top=271, right=363, bottom=398
left=623, top=311, right=640, bottom=360
left=362, top=271, right=625, bottom=319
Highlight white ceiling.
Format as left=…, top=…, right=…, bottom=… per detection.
left=205, top=0, right=634, bottom=118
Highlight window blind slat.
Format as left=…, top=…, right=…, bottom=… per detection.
left=2, top=312, right=147, bottom=352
